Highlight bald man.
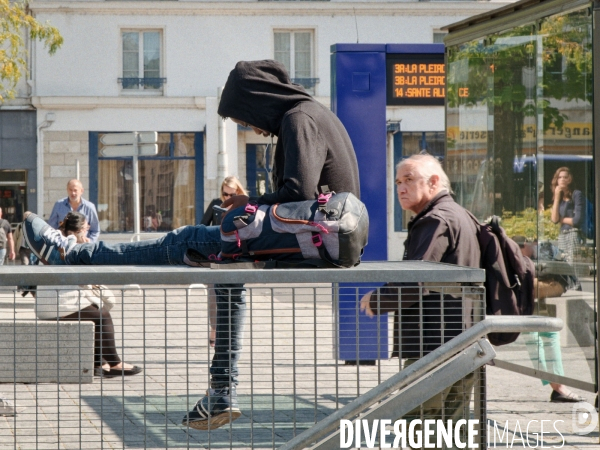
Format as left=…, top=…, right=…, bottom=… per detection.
left=48, top=179, right=100, bottom=242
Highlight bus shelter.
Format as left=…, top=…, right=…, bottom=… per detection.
left=444, top=0, right=597, bottom=396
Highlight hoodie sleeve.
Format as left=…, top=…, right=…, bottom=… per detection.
left=258, top=110, right=326, bottom=205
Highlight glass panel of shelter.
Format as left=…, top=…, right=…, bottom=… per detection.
left=446, top=7, right=595, bottom=385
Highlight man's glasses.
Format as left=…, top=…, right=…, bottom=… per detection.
left=222, top=192, right=236, bottom=198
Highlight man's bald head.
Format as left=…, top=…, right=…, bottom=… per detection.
left=67, top=179, right=84, bottom=204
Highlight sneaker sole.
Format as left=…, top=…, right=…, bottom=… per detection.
left=186, top=408, right=241, bottom=430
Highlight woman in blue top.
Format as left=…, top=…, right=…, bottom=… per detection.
left=550, top=167, right=583, bottom=290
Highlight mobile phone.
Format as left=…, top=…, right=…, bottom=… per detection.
left=213, top=205, right=229, bottom=213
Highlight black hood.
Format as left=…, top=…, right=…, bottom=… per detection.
left=218, top=60, right=313, bottom=136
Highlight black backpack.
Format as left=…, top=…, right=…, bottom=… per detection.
left=467, top=212, right=535, bottom=346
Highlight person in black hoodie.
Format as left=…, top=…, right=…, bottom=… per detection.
left=218, top=60, right=359, bottom=209
left=22, top=60, right=360, bottom=431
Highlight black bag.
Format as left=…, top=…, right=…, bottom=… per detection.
left=467, top=213, right=535, bottom=346
left=219, top=192, right=369, bottom=268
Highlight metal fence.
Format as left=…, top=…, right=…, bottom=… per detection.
left=0, top=261, right=486, bottom=449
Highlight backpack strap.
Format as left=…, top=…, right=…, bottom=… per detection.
left=311, top=232, right=343, bottom=268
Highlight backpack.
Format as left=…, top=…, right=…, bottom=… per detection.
left=467, top=212, right=535, bottom=346
left=219, top=191, right=369, bottom=268
left=0, top=221, right=7, bottom=250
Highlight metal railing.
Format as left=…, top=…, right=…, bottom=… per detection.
left=280, top=316, right=563, bottom=450
left=0, top=261, right=486, bottom=449
left=118, top=77, right=167, bottom=89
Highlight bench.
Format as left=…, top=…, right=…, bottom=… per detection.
left=0, top=320, right=94, bottom=383
left=0, top=292, right=94, bottom=384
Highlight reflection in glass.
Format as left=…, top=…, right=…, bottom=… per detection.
left=446, top=8, right=594, bottom=386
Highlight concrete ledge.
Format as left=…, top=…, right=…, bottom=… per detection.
left=0, top=321, right=94, bottom=384
left=544, top=292, right=595, bottom=348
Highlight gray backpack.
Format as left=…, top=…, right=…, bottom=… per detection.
left=219, top=191, right=369, bottom=268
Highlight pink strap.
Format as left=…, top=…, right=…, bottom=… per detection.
left=312, top=234, right=323, bottom=247
left=309, top=222, right=329, bottom=234
left=318, top=193, right=332, bottom=204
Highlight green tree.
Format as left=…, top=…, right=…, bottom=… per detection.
left=0, top=0, right=63, bottom=101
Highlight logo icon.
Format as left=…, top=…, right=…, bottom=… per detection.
left=572, top=401, right=598, bottom=435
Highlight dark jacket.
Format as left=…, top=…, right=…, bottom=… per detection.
left=370, top=192, right=481, bottom=358
left=201, top=198, right=224, bottom=226
left=218, top=60, right=360, bottom=204
left=558, top=189, right=583, bottom=232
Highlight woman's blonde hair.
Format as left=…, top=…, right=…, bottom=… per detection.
left=220, top=176, right=247, bottom=201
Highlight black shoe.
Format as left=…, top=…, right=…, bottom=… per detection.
left=550, top=390, right=585, bottom=403
left=182, top=386, right=241, bottom=430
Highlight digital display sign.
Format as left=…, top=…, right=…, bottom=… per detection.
left=386, top=54, right=446, bottom=106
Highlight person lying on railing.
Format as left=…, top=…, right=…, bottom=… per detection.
left=360, top=154, right=481, bottom=425
left=33, top=212, right=142, bottom=378
left=22, top=60, right=360, bottom=431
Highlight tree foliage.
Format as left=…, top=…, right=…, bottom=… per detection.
left=0, top=0, right=63, bottom=101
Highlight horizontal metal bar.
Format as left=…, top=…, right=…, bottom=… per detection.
left=444, top=0, right=590, bottom=47
left=0, top=260, right=485, bottom=286
left=312, top=339, right=496, bottom=450
left=492, top=358, right=596, bottom=393
left=278, top=316, right=563, bottom=450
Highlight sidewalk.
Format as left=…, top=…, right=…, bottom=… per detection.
left=487, top=365, right=598, bottom=448
left=0, top=283, right=597, bottom=449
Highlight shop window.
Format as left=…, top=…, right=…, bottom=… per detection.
left=0, top=170, right=27, bottom=226
left=91, top=133, right=201, bottom=233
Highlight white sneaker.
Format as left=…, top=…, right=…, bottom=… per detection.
left=0, top=395, right=25, bottom=416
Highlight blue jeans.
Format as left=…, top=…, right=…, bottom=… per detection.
left=64, top=225, right=222, bottom=265
left=0, top=248, right=5, bottom=265
left=64, top=225, right=246, bottom=388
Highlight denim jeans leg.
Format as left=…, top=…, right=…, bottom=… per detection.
left=64, top=225, right=222, bottom=265
left=0, top=248, right=5, bottom=265
left=210, top=284, right=246, bottom=388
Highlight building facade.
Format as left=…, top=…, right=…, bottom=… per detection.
left=0, top=0, right=511, bottom=254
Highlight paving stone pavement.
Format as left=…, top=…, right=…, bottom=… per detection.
left=0, top=284, right=597, bottom=449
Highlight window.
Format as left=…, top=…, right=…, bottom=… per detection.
left=274, top=30, right=317, bottom=93
left=120, top=30, right=165, bottom=91
left=246, top=144, right=275, bottom=198
left=93, top=133, right=200, bottom=233
left=433, top=32, right=447, bottom=43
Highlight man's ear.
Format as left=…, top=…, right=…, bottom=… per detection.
left=429, top=174, right=440, bottom=189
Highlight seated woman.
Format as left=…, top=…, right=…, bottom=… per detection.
left=34, top=211, right=142, bottom=378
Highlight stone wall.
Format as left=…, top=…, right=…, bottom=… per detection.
left=43, top=131, right=89, bottom=219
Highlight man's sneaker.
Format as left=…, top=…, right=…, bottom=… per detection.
left=182, top=387, right=241, bottom=430
left=22, top=212, right=77, bottom=265
left=0, top=395, right=25, bottom=416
